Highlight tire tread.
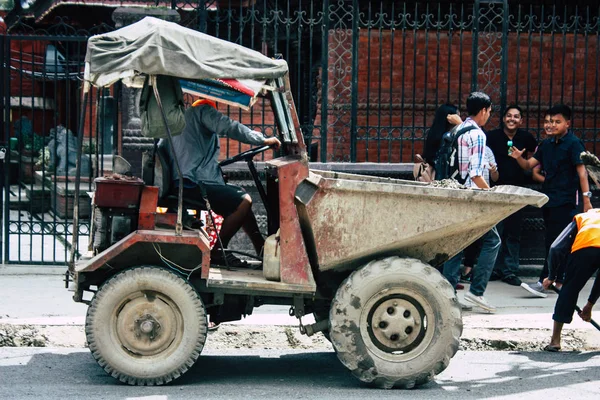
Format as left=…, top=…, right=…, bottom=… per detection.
left=330, top=257, right=462, bottom=389
left=85, top=266, right=207, bottom=386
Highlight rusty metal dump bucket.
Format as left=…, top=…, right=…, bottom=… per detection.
left=297, top=171, right=548, bottom=272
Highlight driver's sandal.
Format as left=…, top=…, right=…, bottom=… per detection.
left=210, top=251, right=249, bottom=269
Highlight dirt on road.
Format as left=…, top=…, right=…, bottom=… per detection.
left=0, top=323, right=595, bottom=352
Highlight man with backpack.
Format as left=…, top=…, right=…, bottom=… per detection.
left=442, top=92, right=501, bottom=313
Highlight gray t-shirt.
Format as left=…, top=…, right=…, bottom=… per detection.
left=171, top=104, right=266, bottom=185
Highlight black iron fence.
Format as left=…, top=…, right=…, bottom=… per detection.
left=0, top=28, right=112, bottom=264
left=175, top=0, right=600, bottom=162
left=1, top=0, right=599, bottom=263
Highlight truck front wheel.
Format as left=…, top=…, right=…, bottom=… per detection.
left=85, top=266, right=207, bottom=385
left=329, top=257, right=462, bottom=389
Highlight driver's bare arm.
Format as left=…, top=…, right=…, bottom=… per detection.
left=263, top=137, right=281, bottom=150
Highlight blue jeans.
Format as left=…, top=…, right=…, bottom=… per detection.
left=443, top=227, right=501, bottom=296
left=493, top=211, right=522, bottom=279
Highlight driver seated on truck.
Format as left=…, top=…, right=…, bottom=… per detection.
left=170, top=99, right=281, bottom=267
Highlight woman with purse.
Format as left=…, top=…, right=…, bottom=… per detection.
left=414, top=103, right=463, bottom=182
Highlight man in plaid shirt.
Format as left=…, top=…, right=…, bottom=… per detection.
left=457, top=97, right=492, bottom=189
left=443, top=92, right=501, bottom=313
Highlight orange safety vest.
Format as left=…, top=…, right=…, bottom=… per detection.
left=572, top=209, right=600, bottom=253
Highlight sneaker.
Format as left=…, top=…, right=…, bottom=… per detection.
left=520, top=282, right=548, bottom=298
left=502, top=275, right=522, bottom=286
left=464, top=291, right=497, bottom=313
left=460, top=271, right=472, bottom=283
left=460, top=301, right=473, bottom=311
left=455, top=283, right=465, bottom=290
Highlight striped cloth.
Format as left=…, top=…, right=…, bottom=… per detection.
left=457, top=118, right=488, bottom=188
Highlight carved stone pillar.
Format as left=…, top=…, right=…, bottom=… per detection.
left=111, top=7, right=181, bottom=177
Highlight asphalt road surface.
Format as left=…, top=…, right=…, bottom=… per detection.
left=1, top=347, right=599, bottom=399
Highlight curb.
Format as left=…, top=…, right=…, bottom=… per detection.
left=0, top=265, right=67, bottom=276
left=1, top=321, right=598, bottom=352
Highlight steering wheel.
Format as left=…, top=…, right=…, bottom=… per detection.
left=219, top=145, right=273, bottom=167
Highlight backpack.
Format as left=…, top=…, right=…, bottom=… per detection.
left=140, top=75, right=186, bottom=139
left=433, top=126, right=476, bottom=183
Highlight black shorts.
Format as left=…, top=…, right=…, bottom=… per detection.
left=180, top=182, right=247, bottom=217
left=553, top=247, right=600, bottom=324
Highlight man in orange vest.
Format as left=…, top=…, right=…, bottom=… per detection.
left=542, top=209, right=600, bottom=351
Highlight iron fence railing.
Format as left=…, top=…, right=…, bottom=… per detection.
left=1, top=0, right=599, bottom=263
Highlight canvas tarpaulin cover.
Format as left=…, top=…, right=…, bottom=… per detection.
left=84, top=17, right=288, bottom=88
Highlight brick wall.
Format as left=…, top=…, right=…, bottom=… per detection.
left=322, top=29, right=600, bottom=163
left=217, top=98, right=278, bottom=161
left=7, top=27, right=599, bottom=164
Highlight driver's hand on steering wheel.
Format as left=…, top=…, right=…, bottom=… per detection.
left=263, top=137, right=281, bottom=150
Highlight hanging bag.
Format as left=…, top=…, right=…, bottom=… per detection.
left=140, top=75, right=186, bottom=139
left=413, top=154, right=435, bottom=183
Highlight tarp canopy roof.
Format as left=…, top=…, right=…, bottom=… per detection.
left=84, top=17, right=288, bottom=88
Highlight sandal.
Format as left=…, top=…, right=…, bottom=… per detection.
left=543, top=344, right=561, bottom=352
left=208, top=321, right=220, bottom=331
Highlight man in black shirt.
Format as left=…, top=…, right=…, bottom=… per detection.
left=486, top=105, right=538, bottom=286
left=510, top=104, right=593, bottom=296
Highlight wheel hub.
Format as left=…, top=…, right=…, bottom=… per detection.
left=115, top=291, right=180, bottom=357
left=367, top=294, right=427, bottom=354
left=370, top=298, right=421, bottom=350
left=135, top=314, right=162, bottom=340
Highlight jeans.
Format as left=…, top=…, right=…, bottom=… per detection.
left=493, top=211, right=522, bottom=279
left=463, top=238, right=483, bottom=268
left=443, top=227, right=501, bottom=296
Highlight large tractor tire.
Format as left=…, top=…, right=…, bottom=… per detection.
left=85, top=266, right=207, bottom=385
left=329, top=257, right=462, bottom=389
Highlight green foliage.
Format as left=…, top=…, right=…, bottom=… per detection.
left=22, top=132, right=46, bottom=153
left=36, top=147, right=51, bottom=171
left=82, top=141, right=97, bottom=154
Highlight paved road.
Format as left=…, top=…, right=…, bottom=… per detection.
left=2, top=270, right=600, bottom=398
left=0, top=347, right=599, bottom=399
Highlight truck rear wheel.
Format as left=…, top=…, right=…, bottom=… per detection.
left=85, top=266, right=207, bottom=385
left=329, top=257, right=462, bottom=389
